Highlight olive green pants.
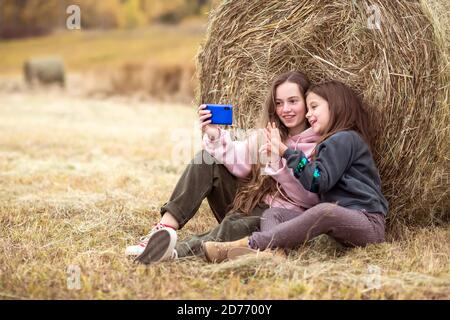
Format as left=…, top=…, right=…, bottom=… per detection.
left=160, top=150, right=268, bottom=257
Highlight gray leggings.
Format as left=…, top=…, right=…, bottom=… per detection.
left=249, top=203, right=386, bottom=250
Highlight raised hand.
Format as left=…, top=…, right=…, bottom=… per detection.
left=263, top=122, right=288, bottom=158
left=198, top=104, right=219, bottom=139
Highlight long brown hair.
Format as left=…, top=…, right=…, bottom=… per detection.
left=228, top=71, right=310, bottom=215
left=306, top=80, right=374, bottom=150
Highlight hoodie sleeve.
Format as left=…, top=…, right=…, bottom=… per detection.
left=264, top=152, right=319, bottom=209
left=282, top=132, right=354, bottom=193
left=202, top=128, right=258, bottom=178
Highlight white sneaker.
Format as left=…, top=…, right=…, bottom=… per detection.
left=125, top=223, right=174, bottom=256
left=135, top=228, right=178, bottom=264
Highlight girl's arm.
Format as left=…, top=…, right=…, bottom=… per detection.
left=264, top=157, right=319, bottom=209
left=282, top=132, right=355, bottom=193
left=260, top=123, right=319, bottom=208
left=202, top=128, right=259, bottom=178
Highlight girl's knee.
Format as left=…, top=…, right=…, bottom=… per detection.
left=261, top=208, right=284, bottom=222
left=221, top=214, right=237, bottom=223
left=313, top=202, right=339, bottom=212
left=221, top=213, right=248, bottom=226
left=308, top=203, right=339, bottom=219
left=192, top=150, right=215, bottom=164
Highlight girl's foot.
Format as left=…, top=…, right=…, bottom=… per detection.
left=202, top=237, right=249, bottom=263
left=125, top=223, right=176, bottom=256
left=227, top=247, right=287, bottom=261
left=134, top=228, right=178, bottom=264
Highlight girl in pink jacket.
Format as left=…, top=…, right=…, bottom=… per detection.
left=130, top=71, right=320, bottom=264
left=202, top=123, right=319, bottom=212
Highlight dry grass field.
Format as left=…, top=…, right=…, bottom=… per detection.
left=0, top=23, right=205, bottom=74
left=0, top=90, right=448, bottom=299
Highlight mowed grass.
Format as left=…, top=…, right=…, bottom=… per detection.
left=0, top=22, right=205, bottom=74
left=0, top=91, right=449, bottom=299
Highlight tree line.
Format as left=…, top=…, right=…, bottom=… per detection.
left=0, top=0, right=217, bottom=39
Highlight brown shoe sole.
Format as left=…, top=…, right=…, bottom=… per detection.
left=228, top=247, right=287, bottom=260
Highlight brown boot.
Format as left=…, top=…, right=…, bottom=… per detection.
left=227, top=247, right=287, bottom=261
left=202, top=237, right=249, bottom=263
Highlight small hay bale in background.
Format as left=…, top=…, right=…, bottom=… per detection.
left=24, top=57, right=65, bottom=87
left=108, top=61, right=196, bottom=103
left=196, top=0, right=449, bottom=229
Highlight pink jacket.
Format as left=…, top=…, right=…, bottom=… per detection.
left=202, top=127, right=320, bottom=212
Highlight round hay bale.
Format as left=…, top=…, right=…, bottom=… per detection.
left=108, top=61, right=196, bottom=102
left=196, top=0, right=449, bottom=228
left=24, top=57, right=65, bottom=87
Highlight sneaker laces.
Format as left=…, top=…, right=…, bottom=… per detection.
left=139, top=223, right=177, bottom=245
left=138, top=224, right=162, bottom=244
left=139, top=234, right=151, bottom=243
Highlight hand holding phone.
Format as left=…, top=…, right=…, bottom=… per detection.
left=198, top=104, right=219, bottom=139
left=204, top=104, right=233, bottom=125
left=198, top=104, right=233, bottom=140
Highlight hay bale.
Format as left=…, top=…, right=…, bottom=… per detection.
left=109, top=61, right=196, bottom=102
left=196, top=0, right=449, bottom=227
left=24, top=57, right=65, bottom=87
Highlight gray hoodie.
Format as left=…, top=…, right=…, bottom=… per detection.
left=282, top=130, right=388, bottom=215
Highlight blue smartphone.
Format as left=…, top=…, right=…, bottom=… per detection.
left=204, top=104, right=233, bottom=125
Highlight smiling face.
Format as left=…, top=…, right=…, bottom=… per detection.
left=305, top=92, right=331, bottom=135
left=275, top=81, right=308, bottom=136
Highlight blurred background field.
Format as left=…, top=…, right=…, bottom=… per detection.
left=0, top=0, right=217, bottom=102
left=0, top=0, right=449, bottom=300
left=0, top=23, right=204, bottom=73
